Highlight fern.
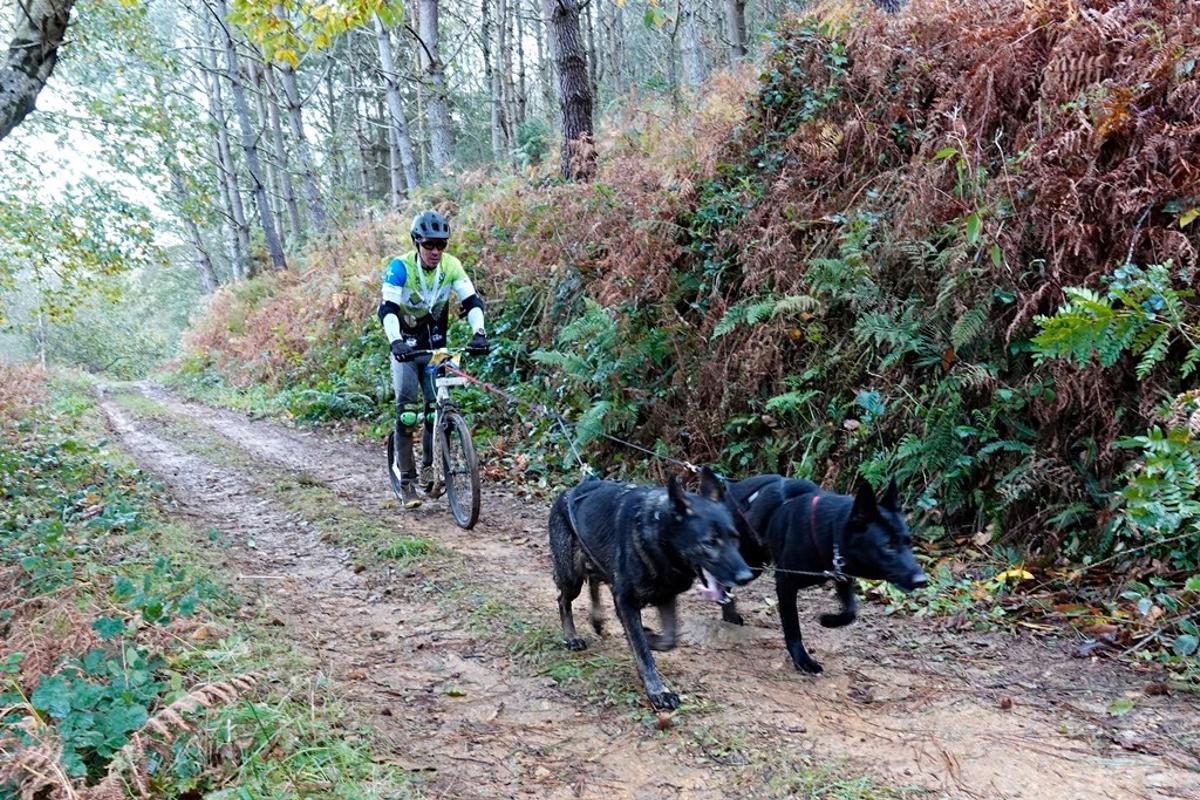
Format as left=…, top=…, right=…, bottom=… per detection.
left=1033, top=262, right=1199, bottom=378
left=1183, top=346, right=1200, bottom=378
left=764, top=389, right=820, bottom=416
left=950, top=302, right=989, bottom=349
left=575, top=400, right=615, bottom=446
left=1114, top=424, right=1200, bottom=567
left=1137, top=330, right=1172, bottom=379
left=712, top=294, right=819, bottom=338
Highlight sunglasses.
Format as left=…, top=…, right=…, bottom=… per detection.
left=420, top=239, right=448, bottom=251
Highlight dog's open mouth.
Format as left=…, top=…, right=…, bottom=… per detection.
left=696, top=568, right=731, bottom=605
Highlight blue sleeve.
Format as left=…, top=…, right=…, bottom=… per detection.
left=384, top=258, right=407, bottom=288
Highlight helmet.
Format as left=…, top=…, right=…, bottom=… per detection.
left=410, top=210, right=450, bottom=246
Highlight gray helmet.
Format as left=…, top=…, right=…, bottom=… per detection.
left=410, top=210, right=450, bottom=245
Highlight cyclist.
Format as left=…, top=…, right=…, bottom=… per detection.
left=379, top=210, right=489, bottom=509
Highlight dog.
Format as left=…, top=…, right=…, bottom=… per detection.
left=548, top=467, right=754, bottom=710
left=715, top=474, right=927, bottom=674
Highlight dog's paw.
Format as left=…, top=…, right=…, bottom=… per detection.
left=590, top=618, right=604, bottom=636
left=563, top=637, right=587, bottom=651
left=645, top=633, right=677, bottom=652
left=721, top=605, right=745, bottom=626
left=819, top=611, right=856, bottom=628
left=792, top=657, right=824, bottom=675
left=648, top=690, right=680, bottom=711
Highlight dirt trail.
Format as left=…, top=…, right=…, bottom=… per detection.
left=98, top=383, right=1199, bottom=800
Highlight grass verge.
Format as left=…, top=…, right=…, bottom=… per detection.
left=1, top=371, right=420, bottom=798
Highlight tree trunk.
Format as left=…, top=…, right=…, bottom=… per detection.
left=416, top=0, right=454, bottom=171
left=203, top=12, right=250, bottom=279
left=0, top=0, right=74, bottom=140
left=515, top=1, right=527, bottom=127
left=668, top=4, right=681, bottom=109
left=724, top=0, right=747, bottom=64
left=681, top=0, right=706, bottom=88
left=373, top=13, right=418, bottom=196
left=180, top=194, right=219, bottom=293
left=482, top=0, right=502, bottom=160
left=265, top=64, right=303, bottom=244
left=347, top=43, right=375, bottom=201
left=273, top=7, right=329, bottom=231
left=165, top=152, right=218, bottom=293
left=374, top=95, right=393, bottom=194
left=210, top=137, right=242, bottom=278
left=534, top=0, right=555, bottom=122
left=598, top=0, right=619, bottom=95
left=542, top=0, right=594, bottom=181
left=251, top=59, right=289, bottom=249
left=323, top=50, right=345, bottom=209
left=583, top=0, right=597, bottom=102
left=498, top=0, right=517, bottom=159
left=215, top=0, right=287, bottom=271
left=413, top=49, right=430, bottom=178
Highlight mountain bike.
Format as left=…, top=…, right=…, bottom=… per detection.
left=386, top=348, right=481, bottom=529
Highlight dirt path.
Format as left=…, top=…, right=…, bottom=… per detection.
left=97, top=383, right=1200, bottom=800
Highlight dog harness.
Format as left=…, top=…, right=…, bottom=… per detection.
left=808, top=495, right=848, bottom=583
left=564, top=484, right=615, bottom=583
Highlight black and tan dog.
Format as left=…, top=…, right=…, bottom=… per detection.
left=548, top=468, right=754, bottom=710
left=718, top=474, right=927, bottom=674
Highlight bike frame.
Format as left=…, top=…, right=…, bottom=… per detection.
left=387, top=346, right=481, bottom=527
left=417, top=348, right=468, bottom=499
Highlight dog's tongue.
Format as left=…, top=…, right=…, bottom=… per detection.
left=697, top=569, right=729, bottom=603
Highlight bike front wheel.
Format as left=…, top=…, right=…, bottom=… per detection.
left=439, top=411, right=480, bottom=529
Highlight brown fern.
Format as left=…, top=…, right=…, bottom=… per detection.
left=87, top=672, right=262, bottom=799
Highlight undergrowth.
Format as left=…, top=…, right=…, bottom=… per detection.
left=0, top=370, right=417, bottom=798
left=173, top=0, right=1199, bottom=674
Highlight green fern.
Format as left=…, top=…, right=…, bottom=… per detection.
left=712, top=294, right=819, bottom=338
left=1114, top=423, right=1200, bottom=568
left=1033, top=262, right=1199, bottom=379
left=764, top=389, right=820, bottom=416
left=950, top=302, right=989, bottom=350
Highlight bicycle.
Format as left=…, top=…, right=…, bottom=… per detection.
left=385, top=348, right=482, bottom=529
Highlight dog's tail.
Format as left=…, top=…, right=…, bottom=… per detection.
left=548, top=492, right=577, bottom=584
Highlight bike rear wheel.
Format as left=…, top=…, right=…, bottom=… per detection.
left=439, top=411, right=480, bottom=529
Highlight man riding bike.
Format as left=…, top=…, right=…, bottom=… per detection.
left=379, top=210, right=489, bottom=509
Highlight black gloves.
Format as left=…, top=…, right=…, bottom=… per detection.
left=390, top=339, right=414, bottom=362
left=466, top=331, right=490, bottom=355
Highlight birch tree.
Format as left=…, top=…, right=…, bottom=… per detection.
left=415, top=0, right=454, bottom=171
left=681, top=0, right=705, bottom=88
left=202, top=14, right=250, bottom=279
left=724, top=0, right=747, bottom=63
left=0, top=0, right=75, bottom=139
left=214, top=0, right=287, bottom=271
left=482, top=0, right=503, bottom=159
left=373, top=12, right=418, bottom=201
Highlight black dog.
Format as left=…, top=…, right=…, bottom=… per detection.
left=718, top=474, right=927, bottom=674
left=548, top=468, right=754, bottom=710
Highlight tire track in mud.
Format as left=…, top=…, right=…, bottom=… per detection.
left=100, top=383, right=1200, bottom=800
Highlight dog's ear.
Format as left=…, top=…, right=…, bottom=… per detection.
left=698, top=467, right=725, bottom=502
left=667, top=475, right=691, bottom=514
left=881, top=477, right=900, bottom=511
left=851, top=478, right=877, bottom=521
